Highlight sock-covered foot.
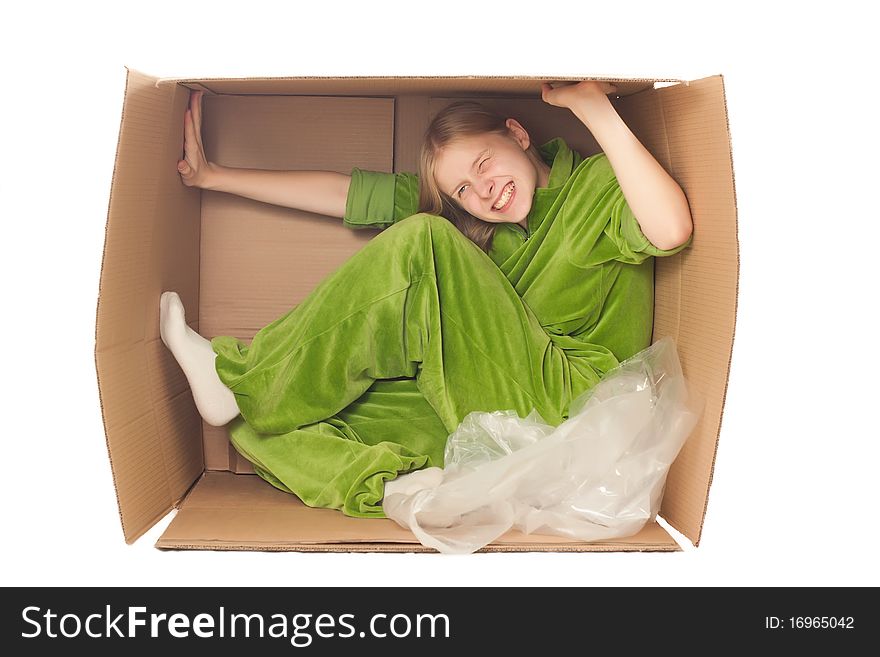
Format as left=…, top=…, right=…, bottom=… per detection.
left=160, top=291, right=240, bottom=426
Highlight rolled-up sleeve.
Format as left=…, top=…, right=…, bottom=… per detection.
left=344, top=168, right=420, bottom=230
left=610, top=196, right=693, bottom=261
left=562, top=153, right=692, bottom=267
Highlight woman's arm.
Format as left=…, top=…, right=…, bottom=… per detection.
left=541, top=81, right=693, bottom=250
left=178, top=91, right=350, bottom=219
left=204, top=167, right=351, bottom=218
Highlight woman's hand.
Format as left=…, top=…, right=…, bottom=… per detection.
left=172, top=90, right=351, bottom=216
left=177, top=90, right=218, bottom=189
left=540, top=80, right=619, bottom=111
left=544, top=80, right=693, bottom=250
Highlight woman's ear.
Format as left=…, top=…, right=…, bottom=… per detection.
left=505, top=118, right=531, bottom=150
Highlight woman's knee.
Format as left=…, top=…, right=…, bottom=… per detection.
left=396, top=212, right=447, bottom=229
left=394, top=213, right=463, bottom=240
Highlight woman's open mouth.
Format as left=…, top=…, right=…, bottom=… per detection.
left=492, top=181, right=516, bottom=212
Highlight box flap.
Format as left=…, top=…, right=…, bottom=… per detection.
left=619, top=75, right=738, bottom=545
left=160, top=75, right=684, bottom=98
left=95, top=67, right=205, bottom=543
left=156, top=472, right=680, bottom=552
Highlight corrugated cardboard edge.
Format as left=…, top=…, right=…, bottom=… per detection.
left=95, top=66, right=144, bottom=543
left=680, top=73, right=739, bottom=545
left=655, top=74, right=740, bottom=547
left=96, top=66, right=205, bottom=543
left=154, top=74, right=686, bottom=84
left=155, top=542, right=680, bottom=553
left=151, top=75, right=688, bottom=101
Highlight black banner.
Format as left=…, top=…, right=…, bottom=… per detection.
left=3, top=587, right=871, bottom=652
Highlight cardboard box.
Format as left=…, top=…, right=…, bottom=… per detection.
left=95, top=68, right=738, bottom=552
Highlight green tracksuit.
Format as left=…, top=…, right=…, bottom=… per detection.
left=211, top=138, right=690, bottom=517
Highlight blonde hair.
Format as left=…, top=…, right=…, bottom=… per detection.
left=418, top=101, right=545, bottom=254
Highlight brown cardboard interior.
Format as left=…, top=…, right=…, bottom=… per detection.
left=156, top=471, right=680, bottom=552
left=95, top=69, right=737, bottom=551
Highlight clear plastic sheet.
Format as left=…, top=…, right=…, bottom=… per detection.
left=382, top=337, right=702, bottom=554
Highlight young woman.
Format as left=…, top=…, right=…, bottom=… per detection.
left=160, top=81, right=693, bottom=517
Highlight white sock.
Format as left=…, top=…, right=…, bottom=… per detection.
left=159, top=291, right=240, bottom=427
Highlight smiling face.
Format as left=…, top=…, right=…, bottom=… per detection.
left=432, top=119, right=550, bottom=228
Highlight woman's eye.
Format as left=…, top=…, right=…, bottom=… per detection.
left=457, top=185, right=468, bottom=197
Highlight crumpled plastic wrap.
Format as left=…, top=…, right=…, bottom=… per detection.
left=382, top=337, right=702, bottom=554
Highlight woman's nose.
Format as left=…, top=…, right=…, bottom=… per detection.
left=477, top=178, right=494, bottom=200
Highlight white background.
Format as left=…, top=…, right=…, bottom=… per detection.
left=2, top=1, right=878, bottom=587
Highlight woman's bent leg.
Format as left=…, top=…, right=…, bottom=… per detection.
left=213, top=213, right=617, bottom=435
left=228, top=378, right=447, bottom=517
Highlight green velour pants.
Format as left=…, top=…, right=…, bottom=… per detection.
left=212, top=212, right=624, bottom=518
